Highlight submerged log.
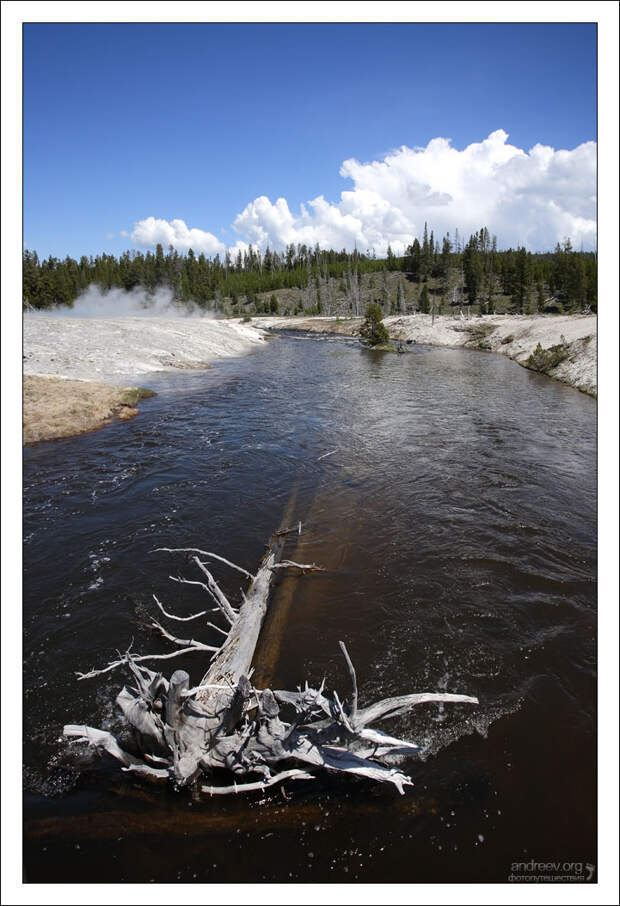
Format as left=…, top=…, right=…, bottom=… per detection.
left=64, top=529, right=478, bottom=796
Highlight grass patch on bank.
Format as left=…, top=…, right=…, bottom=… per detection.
left=23, top=376, right=156, bottom=444
left=119, top=387, right=157, bottom=407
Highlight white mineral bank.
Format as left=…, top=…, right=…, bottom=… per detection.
left=262, top=312, right=597, bottom=395
left=23, top=315, right=267, bottom=384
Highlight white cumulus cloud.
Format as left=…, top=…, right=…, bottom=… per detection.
left=132, top=216, right=226, bottom=256
left=130, top=130, right=596, bottom=255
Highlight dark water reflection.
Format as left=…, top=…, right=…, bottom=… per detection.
left=23, top=334, right=596, bottom=882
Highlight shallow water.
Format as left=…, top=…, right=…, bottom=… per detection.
left=23, top=333, right=596, bottom=883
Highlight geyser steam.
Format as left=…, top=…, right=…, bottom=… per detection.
left=28, top=285, right=214, bottom=319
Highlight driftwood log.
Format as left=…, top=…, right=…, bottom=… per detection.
left=64, top=529, right=478, bottom=796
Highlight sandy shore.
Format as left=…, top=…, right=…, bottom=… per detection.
left=261, top=313, right=597, bottom=396
left=23, top=315, right=267, bottom=443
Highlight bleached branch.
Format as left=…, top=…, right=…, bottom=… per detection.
left=192, top=557, right=238, bottom=624
left=270, top=560, right=325, bottom=572
left=76, top=645, right=218, bottom=680
left=202, top=769, right=314, bottom=796
left=152, top=594, right=207, bottom=622
left=154, top=547, right=255, bottom=580
left=150, top=618, right=216, bottom=652
left=63, top=725, right=169, bottom=779
left=339, top=640, right=358, bottom=720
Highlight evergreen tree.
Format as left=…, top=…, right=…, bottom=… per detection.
left=397, top=276, right=406, bottom=314
left=565, top=254, right=585, bottom=309
left=438, top=234, right=451, bottom=279
left=501, top=249, right=516, bottom=298
left=409, top=238, right=421, bottom=281
left=21, top=229, right=596, bottom=318
left=513, top=247, right=530, bottom=313
left=418, top=285, right=430, bottom=313
left=463, top=236, right=483, bottom=304
left=421, top=222, right=431, bottom=278
left=360, top=303, right=390, bottom=347
left=382, top=270, right=391, bottom=315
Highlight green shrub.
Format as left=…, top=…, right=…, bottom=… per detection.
left=525, top=342, right=570, bottom=374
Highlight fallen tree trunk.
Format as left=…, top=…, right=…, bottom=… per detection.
left=197, top=534, right=286, bottom=701
left=64, top=528, right=478, bottom=796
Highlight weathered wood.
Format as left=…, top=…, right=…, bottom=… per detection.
left=65, top=531, right=479, bottom=797
left=352, top=692, right=479, bottom=729
left=275, top=521, right=303, bottom=537
left=152, top=594, right=207, bottom=622
left=191, top=557, right=238, bottom=624
left=76, top=643, right=219, bottom=680
left=154, top=547, right=255, bottom=580
left=202, top=769, right=314, bottom=796
left=116, top=686, right=167, bottom=752
left=150, top=617, right=214, bottom=652
left=165, top=670, right=190, bottom=731
left=270, top=560, right=325, bottom=572
left=197, top=535, right=285, bottom=701
left=63, top=725, right=169, bottom=779
left=339, top=640, right=358, bottom=720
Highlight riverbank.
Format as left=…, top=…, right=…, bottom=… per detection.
left=22, top=311, right=595, bottom=443
left=23, top=376, right=157, bottom=444
left=23, top=314, right=267, bottom=383
left=23, top=314, right=267, bottom=442
left=261, top=313, right=597, bottom=396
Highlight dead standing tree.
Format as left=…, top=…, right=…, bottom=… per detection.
left=65, top=528, right=478, bottom=796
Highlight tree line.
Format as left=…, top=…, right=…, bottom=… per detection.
left=23, top=226, right=596, bottom=315
left=399, top=225, right=596, bottom=314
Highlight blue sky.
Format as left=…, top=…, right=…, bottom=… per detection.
left=23, top=22, right=597, bottom=257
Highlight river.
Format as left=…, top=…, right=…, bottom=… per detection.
left=23, top=332, right=596, bottom=883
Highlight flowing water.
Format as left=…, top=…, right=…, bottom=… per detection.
left=23, top=333, right=596, bottom=883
